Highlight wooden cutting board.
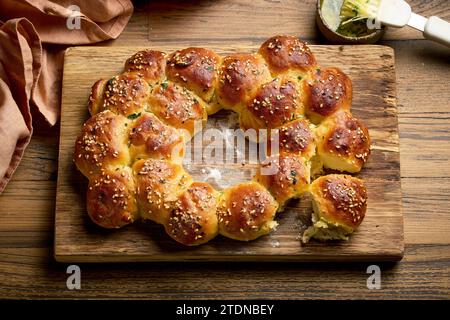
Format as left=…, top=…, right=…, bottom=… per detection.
left=54, top=44, right=403, bottom=262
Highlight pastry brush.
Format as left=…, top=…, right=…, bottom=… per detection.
left=340, top=0, right=450, bottom=47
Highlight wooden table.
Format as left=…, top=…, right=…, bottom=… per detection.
left=0, top=0, right=449, bottom=299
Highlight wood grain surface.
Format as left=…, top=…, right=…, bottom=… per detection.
left=0, top=0, right=449, bottom=298
left=55, top=44, right=402, bottom=262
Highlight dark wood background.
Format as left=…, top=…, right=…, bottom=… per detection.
left=0, top=0, right=449, bottom=299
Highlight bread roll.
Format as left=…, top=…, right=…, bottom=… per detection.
left=124, top=49, right=166, bottom=85
left=74, top=110, right=130, bottom=177
left=148, top=81, right=207, bottom=137
left=255, top=155, right=310, bottom=208
left=128, top=112, right=185, bottom=164
left=315, top=111, right=371, bottom=173
left=165, top=182, right=219, bottom=246
left=240, top=77, right=303, bottom=130
left=88, top=74, right=151, bottom=117
left=259, top=35, right=317, bottom=78
left=75, top=36, right=372, bottom=246
left=271, top=118, right=316, bottom=160
left=216, top=54, right=272, bottom=111
left=302, top=67, right=352, bottom=124
left=217, top=182, right=278, bottom=241
left=302, top=174, right=367, bottom=242
left=86, top=167, right=138, bottom=229
left=133, top=159, right=192, bottom=225
left=166, top=48, right=221, bottom=106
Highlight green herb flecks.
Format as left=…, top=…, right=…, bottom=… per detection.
left=291, top=170, right=298, bottom=185
left=127, top=112, right=141, bottom=120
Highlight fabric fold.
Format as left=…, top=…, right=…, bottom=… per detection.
left=0, top=0, right=133, bottom=193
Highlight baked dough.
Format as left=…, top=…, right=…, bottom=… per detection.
left=74, top=35, right=371, bottom=245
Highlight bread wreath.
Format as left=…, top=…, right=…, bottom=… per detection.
left=74, top=36, right=371, bottom=245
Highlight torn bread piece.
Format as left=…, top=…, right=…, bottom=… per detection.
left=302, top=174, right=367, bottom=243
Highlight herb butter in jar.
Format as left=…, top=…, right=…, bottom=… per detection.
left=317, top=0, right=385, bottom=44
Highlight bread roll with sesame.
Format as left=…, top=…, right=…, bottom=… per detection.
left=240, top=77, right=304, bottom=131
left=128, top=112, right=185, bottom=164
left=133, top=159, right=192, bottom=225
left=124, top=49, right=167, bottom=85
left=255, top=155, right=310, bottom=209
left=74, top=110, right=131, bottom=177
left=75, top=36, right=371, bottom=246
left=88, top=74, right=151, bottom=117
left=259, top=35, right=317, bottom=78
left=315, top=111, right=371, bottom=173
left=86, top=167, right=138, bottom=229
left=302, top=67, right=352, bottom=124
left=270, top=118, right=316, bottom=160
left=166, top=48, right=222, bottom=107
left=148, top=81, right=207, bottom=138
left=165, top=182, right=219, bottom=246
left=217, top=182, right=278, bottom=241
left=216, top=54, right=272, bottom=111
left=302, top=174, right=367, bottom=242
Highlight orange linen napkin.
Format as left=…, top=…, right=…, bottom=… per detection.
left=0, top=0, right=133, bottom=193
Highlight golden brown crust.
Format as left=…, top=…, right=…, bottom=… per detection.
left=88, top=79, right=107, bottom=115
left=86, top=168, right=138, bottom=229
left=166, top=48, right=221, bottom=103
left=302, top=67, right=352, bottom=123
left=88, top=74, right=151, bottom=117
left=218, top=182, right=278, bottom=241
left=255, top=155, right=310, bottom=207
left=316, top=111, right=371, bottom=173
left=310, top=174, right=367, bottom=231
left=259, top=35, right=317, bottom=77
left=128, top=112, right=184, bottom=163
left=269, top=118, right=316, bottom=159
left=216, top=54, right=271, bottom=110
left=241, top=77, right=303, bottom=130
left=124, top=50, right=166, bottom=85
left=74, top=111, right=130, bottom=177
left=148, top=81, right=207, bottom=137
left=165, top=182, right=219, bottom=246
left=75, top=36, right=371, bottom=245
left=133, top=159, right=192, bottom=225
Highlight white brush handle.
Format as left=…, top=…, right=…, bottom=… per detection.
left=424, top=16, right=450, bottom=48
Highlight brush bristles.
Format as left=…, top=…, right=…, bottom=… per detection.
left=340, top=0, right=381, bottom=24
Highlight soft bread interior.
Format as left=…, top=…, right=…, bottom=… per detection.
left=302, top=195, right=352, bottom=243
left=310, top=154, right=324, bottom=177
left=319, top=153, right=360, bottom=173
